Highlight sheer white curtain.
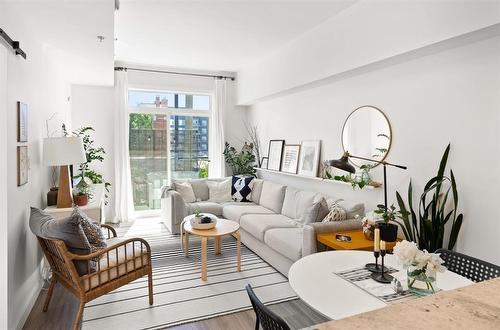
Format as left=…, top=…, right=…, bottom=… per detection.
left=209, top=78, right=227, bottom=178
left=113, top=69, right=135, bottom=223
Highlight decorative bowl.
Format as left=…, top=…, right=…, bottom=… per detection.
left=190, top=214, right=217, bottom=230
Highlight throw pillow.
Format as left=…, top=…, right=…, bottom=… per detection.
left=322, top=199, right=347, bottom=222
left=29, top=207, right=94, bottom=275
left=206, top=179, right=232, bottom=203
left=299, top=201, right=323, bottom=225
left=175, top=181, right=196, bottom=203
left=71, top=208, right=107, bottom=254
left=231, top=176, right=254, bottom=202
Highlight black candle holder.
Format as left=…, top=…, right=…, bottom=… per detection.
left=371, top=249, right=393, bottom=283
left=366, top=251, right=388, bottom=273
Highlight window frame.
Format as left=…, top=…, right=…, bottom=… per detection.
left=127, top=86, right=213, bottom=215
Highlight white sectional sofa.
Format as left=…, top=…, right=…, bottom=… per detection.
left=161, top=178, right=364, bottom=276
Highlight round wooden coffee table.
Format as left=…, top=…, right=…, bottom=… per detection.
left=181, top=216, right=241, bottom=281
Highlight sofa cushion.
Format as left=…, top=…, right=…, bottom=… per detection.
left=250, top=179, right=264, bottom=203
left=264, top=227, right=303, bottom=261
left=174, top=181, right=196, bottom=203
left=281, top=187, right=324, bottom=219
left=240, top=214, right=299, bottom=241
left=207, top=179, right=232, bottom=203
left=187, top=202, right=224, bottom=216
left=231, top=176, right=254, bottom=202
left=325, top=197, right=365, bottom=219
left=298, top=200, right=326, bottom=225
left=222, top=204, right=273, bottom=223
left=187, top=179, right=209, bottom=201
left=259, top=181, right=286, bottom=213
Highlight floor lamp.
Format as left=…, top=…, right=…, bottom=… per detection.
left=326, top=152, right=407, bottom=210
left=43, top=137, right=87, bottom=208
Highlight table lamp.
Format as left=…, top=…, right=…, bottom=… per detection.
left=43, top=137, right=86, bottom=208
left=326, top=151, right=407, bottom=210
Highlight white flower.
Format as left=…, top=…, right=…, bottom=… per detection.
left=393, top=240, right=420, bottom=267
left=425, top=253, right=447, bottom=276
left=414, top=250, right=430, bottom=270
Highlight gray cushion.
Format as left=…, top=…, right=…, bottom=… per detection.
left=188, top=179, right=210, bottom=201
left=324, top=197, right=365, bottom=219
left=298, top=201, right=325, bottom=225
left=250, top=179, right=264, bottom=203
left=29, top=207, right=93, bottom=275
left=264, top=227, right=303, bottom=261
left=259, top=181, right=286, bottom=213
left=222, top=204, right=273, bottom=223
left=281, top=187, right=324, bottom=219
left=240, top=214, right=299, bottom=241
left=72, top=208, right=107, bottom=253
left=187, top=201, right=224, bottom=216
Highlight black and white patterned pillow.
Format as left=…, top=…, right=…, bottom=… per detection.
left=231, top=176, right=254, bottom=202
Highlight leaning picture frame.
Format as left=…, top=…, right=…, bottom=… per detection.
left=260, top=157, right=269, bottom=169
left=281, top=144, right=300, bottom=174
left=298, top=140, right=321, bottom=177
left=267, top=140, right=284, bottom=171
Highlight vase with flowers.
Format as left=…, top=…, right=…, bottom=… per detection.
left=393, top=240, right=446, bottom=296
left=361, top=215, right=377, bottom=240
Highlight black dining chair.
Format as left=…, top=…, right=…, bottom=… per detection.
left=246, top=284, right=291, bottom=330
left=436, top=249, right=500, bottom=283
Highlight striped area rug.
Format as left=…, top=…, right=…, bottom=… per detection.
left=82, top=218, right=297, bottom=329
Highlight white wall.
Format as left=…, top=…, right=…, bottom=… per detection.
left=1, top=7, right=71, bottom=330
left=237, top=0, right=500, bottom=104
left=71, top=85, right=115, bottom=220
left=247, top=34, right=500, bottom=265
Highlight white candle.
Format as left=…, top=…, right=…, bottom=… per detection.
left=374, top=228, right=380, bottom=252
left=380, top=240, right=386, bottom=251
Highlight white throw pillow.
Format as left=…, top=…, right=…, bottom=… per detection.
left=206, top=179, right=232, bottom=203
left=175, top=181, right=196, bottom=203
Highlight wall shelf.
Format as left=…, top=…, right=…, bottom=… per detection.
left=254, top=167, right=379, bottom=189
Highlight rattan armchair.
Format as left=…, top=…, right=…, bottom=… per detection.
left=37, top=224, right=153, bottom=330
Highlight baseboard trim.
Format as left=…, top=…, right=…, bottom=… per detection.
left=14, top=268, right=43, bottom=330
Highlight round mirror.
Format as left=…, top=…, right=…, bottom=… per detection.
left=342, top=106, right=392, bottom=168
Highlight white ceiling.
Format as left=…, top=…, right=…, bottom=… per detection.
left=115, top=0, right=357, bottom=72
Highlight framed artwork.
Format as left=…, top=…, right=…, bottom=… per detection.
left=281, top=144, right=300, bottom=174
left=298, top=140, right=321, bottom=177
left=267, top=140, right=284, bottom=171
left=17, top=102, right=28, bottom=142
left=260, top=157, right=269, bottom=169
left=17, top=146, right=28, bottom=186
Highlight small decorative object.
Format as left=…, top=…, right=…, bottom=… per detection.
left=374, top=204, right=399, bottom=242
left=267, top=140, right=284, bottom=171
left=391, top=277, right=404, bottom=294
left=361, top=215, right=376, bottom=240
left=366, top=228, right=388, bottom=273
left=17, top=102, right=28, bottom=142
left=396, top=144, right=463, bottom=252
left=223, top=142, right=256, bottom=176
left=260, top=157, right=268, bottom=169
left=17, top=146, right=28, bottom=186
left=298, top=140, right=321, bottom=177
left=281, top=144, right=300, bottom=174
left=47, top=187, right=58, bottom=206
left=393, top=240, right=446, bottom=295
left=370, top=240, right=394, bottom=283
left=190, top=211, right=217, bottom=230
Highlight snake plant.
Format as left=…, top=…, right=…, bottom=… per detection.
left=395, top=144, right=463, bottom=252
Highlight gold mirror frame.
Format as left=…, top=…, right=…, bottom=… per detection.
left=341, top=105, right=392, bottom=168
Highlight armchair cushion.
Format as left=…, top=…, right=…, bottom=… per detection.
left=82, top=238, right=150, bottom=291
left=72, top=207, right=107, bottom=253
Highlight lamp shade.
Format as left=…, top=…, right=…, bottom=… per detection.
left=327, top=152, right=356, bottom=174
left=43, top=137, right=87, bottom=166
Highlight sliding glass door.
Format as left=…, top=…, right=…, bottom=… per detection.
left=128, top=89, right=210, bottom=213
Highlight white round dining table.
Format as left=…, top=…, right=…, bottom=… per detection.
left=288, top=250, right=473, bottom=320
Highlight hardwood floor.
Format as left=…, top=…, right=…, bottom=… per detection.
left=23, top=281, right=328, bottom=330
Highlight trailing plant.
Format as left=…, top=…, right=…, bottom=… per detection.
left=394, top=144, right=463, bottom=252
left=223, top=142, right=256, bottom=176
left=72, top=127, right=111, bottom=204
left=324, top=164, right=373, bottom=190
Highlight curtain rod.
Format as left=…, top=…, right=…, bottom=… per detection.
left=0, top=28, right=26, bottom=59
left=114, top=66, right=235, bottom=81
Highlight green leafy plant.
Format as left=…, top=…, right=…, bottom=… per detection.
left=223, top=142, right=256, bottom=176
left=194, top=209, right=202, bottom=218
left=72, top=127, right=111, bottom=204
left=374, top=204, right=399, bottom=223
left=73, top=180, right=94, bottom=199
left=198, top=160, right=209, bottom=178
left=395, top=144, right=463, bottom=252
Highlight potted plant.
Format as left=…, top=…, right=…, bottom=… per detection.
left=374, top=204, right=399, bottom=242
left=73, top=180, right=94, bottom=206
left=223, top=142, right=256, bottom=176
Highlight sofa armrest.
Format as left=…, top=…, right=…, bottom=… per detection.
left=161, top=189, right=187, bottom=234
left=302, top=219, right=362, bottom=256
